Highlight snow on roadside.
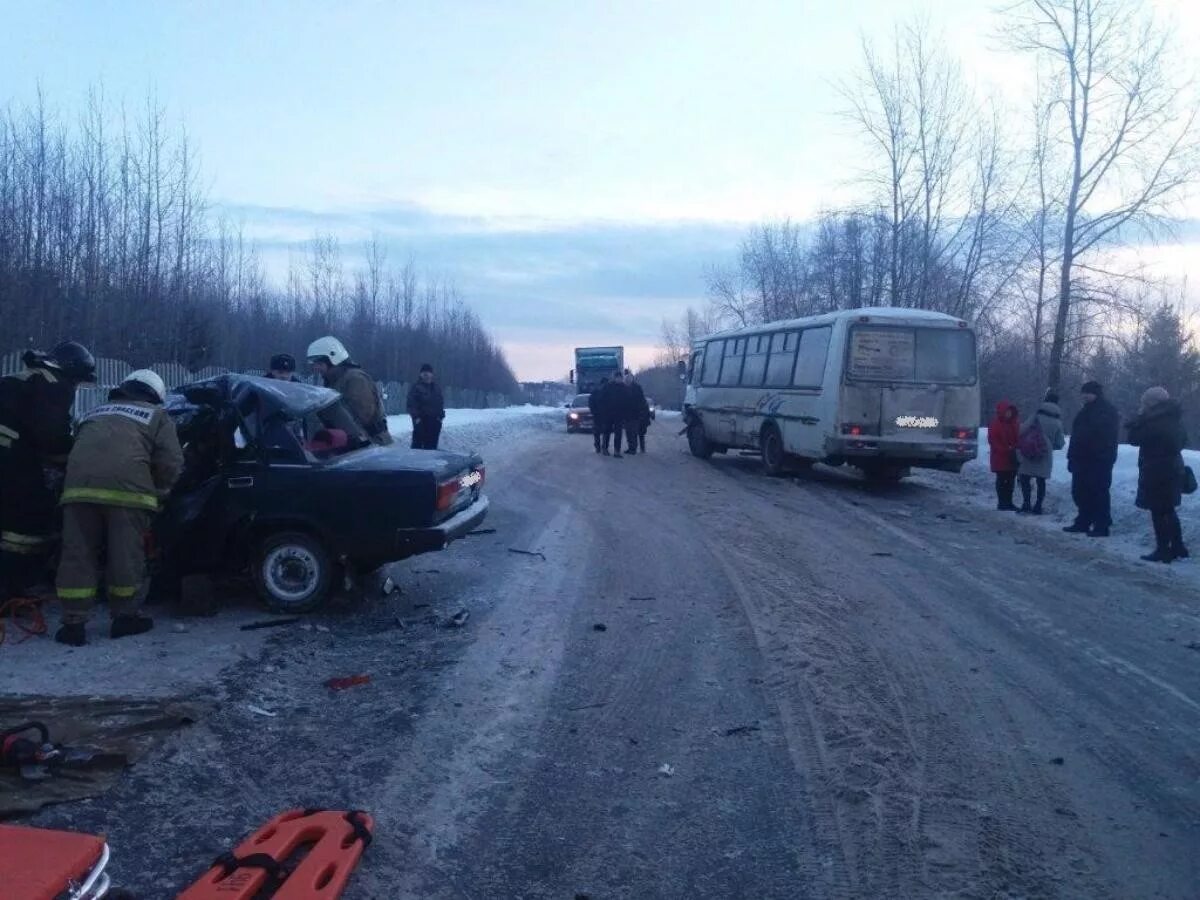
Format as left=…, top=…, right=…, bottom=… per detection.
left=915, top=428, right=1200, bottom=582
left=386, top=405, right=562, bottom=454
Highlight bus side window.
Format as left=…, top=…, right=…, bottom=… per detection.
left=702, top=341, right=724, bottom=385
left=719, top=339, right=745, bottom=386
left=741, top=334, right=769, bottom=387
left=766, top=332, right=797, bottom=386
left=793, top=327, right=832, bottom=387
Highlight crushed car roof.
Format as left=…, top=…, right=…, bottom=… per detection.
left=173, top=373, right=340, bottom=418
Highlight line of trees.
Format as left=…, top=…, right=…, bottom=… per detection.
left=0, top=91, right=519, bottom=396
left=667, top=0, right=1200, bottom=440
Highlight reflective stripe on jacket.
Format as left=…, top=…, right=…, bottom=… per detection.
left=62, top=399, right=183, bottom=511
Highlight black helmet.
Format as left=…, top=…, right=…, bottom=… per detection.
left=47, top=341, right=97, bottom=382
left=269, top=353, right=296, bottom=373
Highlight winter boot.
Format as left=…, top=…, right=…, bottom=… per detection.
left=1175, top=544, right=1190, bottom=560
left=111, top=614, right=154, bottom=639
left=55, top=622, right=87, bottom=647
left=1140, top=548, right=1174, bottom=564
left=1063, top=522, right=1089, bottom=534
left=639, top=436, right=646, bottom=453
left=1030, top=505, right=1044, bottom=516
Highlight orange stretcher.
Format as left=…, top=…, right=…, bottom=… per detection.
left=178, top=808, right=374, bottom=900
left=0, top=823, right=112, bottom=899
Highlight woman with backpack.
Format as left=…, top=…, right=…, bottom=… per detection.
left=1017, top=389, right=1066, bottom=515
left=1127, top=386, right=1190, bottom=563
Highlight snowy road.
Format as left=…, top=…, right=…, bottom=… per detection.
left=24, top=416, right=1200, bottom=898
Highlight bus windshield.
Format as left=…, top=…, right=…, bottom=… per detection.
left=848, top=326, right=976, bottom=384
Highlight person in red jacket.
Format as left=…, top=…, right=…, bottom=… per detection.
left=988, top=400, right=1021, bottom=511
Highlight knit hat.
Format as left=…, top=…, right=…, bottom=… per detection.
left=1081, top=380, right=1103, bottom=396
left=419, top=363, right=434, bottom=374
left=270, top=353, right=296, bottom=373
left=1140, top=385, right=1170, bottom=411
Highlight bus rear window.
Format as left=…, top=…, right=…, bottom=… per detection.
left=848, top=326, right=975, bottom=384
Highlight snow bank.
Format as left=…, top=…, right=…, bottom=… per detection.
left=386, top=405, right=562, bottom=453
left=916, top=428, right=1200, bottom=578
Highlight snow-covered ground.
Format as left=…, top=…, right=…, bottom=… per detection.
left=387, top=404, right=561, bottom=453
left=916, top=428, right=1200, bottom=579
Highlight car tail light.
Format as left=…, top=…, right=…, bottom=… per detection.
left=436, top=478, right=461, bottom=512
left=953, top=428, right=973, bottom=440
left=843, top=424, right=863, bottom=437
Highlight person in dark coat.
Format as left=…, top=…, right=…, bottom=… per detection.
left=588, top=380, right=607, bottom=454
left=406, top=363, right=446, bottom=450
left=987, top=400, right=1020, bottom=511
left=0, top=342, right=96, bottom=603
left=265, top=353, right=301, bottom=382
left=599, top=377, right=630, bottom=458
left=1127, top=386, right=1188, bottom=563
left=1064, top=380, right=1120, bottom=536
left=623, top=371, right=650, bottom=455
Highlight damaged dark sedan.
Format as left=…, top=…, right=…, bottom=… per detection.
left=153, top=375, right=488, bottom=612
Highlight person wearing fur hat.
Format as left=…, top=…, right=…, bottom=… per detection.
left=1064, top=380, right=1121, bottom=536
left=1127, top=386, right=1189, bottom=563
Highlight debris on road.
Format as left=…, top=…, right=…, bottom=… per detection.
left=1050, top=756, right=1065, bottom=765
left=592, top=623, right=607, bottom=632
left=870, top=552, right=893, bottom=557
left=567, top=702, right=607, bottom=712
left=1185, top=641, right=1200, bottom=651
left=239, top=617, right=303, bottom=632
left=327, top=674, right=371, bottom=691
left=246, top=705, right=277, bottom=718
left=443, top=609, right=470, bottom=629
left=630, top=596, right=655, bottom=602
left=723, top=724, right=761, bottom=737
left=172, top=623, right=189, bottom=634
left=381, top=576, right=400, bottom=596
left=657, top=763, right=675, bottom=777
left=508, top=548, right=547, bottom=561
left=315, top=625, right=331, bottom=634
left=467, top=528, right=498, bottom=536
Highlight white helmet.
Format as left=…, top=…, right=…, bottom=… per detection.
left=124, top=369, right=167, bottom=403
left=306, top=336, right=350, bottom=366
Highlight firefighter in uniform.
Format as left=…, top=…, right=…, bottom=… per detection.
left=55, top=369, right=183, bottom=646
left=305, top=336, right=393, bottom=446
left=0, top=342, right=96, bottom=602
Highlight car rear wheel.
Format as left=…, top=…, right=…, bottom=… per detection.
left=253, top=531, right=335, bottom=613
left=687, top=419, right=713, bottom=459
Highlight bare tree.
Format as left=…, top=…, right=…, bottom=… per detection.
left=1007, top=0, right=1199, bottom=389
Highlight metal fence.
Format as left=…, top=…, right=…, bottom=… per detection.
left=2, top=351, right=513, bottom=418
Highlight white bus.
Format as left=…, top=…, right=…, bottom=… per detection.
left=682, top=308, right=980, bottom=481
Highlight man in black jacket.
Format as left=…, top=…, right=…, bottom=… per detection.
left=599, top=377, right=630, bottom=458
left=407, top=363, right=446, bottom=450
left=265, top=353, right=300, bottom=382
left=1064, top=380, right=1121, bottom=537
left=623, top=370, right=650, bottom=455
left=587, top=380, right=607, bottom=454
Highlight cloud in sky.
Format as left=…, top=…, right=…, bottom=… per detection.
left=227, top=200, right=745, bottom=379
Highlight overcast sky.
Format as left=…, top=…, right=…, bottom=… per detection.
left=2, top=0, right=1197, bottom=380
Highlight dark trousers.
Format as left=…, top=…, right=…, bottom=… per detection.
left=1019, top=475, right=1046, bottom=510
left=994, top=471, right=1016, bottom=508
left=0, top=449, right=58, bottom=599
left=593, top=422, right=604, bottom=452
left=624, top=420, right=640, bottom=453
left=1071, top=464, right=1113, bottom=529
left=411, top=418, right=443, bottom=450
left=1150, top=507, right=1184, bottom=552
left=603, top=424, right=621, bottom=455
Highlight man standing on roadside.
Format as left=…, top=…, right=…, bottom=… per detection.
left=623, top=370, right=649, bottom=455
left=407, top=363, right=446, bottom=450
left=1064, top=380, right=1121, bottom=537
left=265, top=354, right=301, bottom=382
left=600, top=375, right=630, bottom=458
left=588, top=379, right=608, bottom=454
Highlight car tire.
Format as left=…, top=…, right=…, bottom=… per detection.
left=761, top=424, right=786, bottom=476
left=687, top=420, right=713, bottom=460
left=253, top=531, right=335, bottom=613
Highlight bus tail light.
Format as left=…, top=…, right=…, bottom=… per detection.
left=842, top=423, right=878, bottom=436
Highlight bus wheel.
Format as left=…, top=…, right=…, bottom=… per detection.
left=761, top=425, right=786, bottom=476
left=687, top=420, right=713, bottom=459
